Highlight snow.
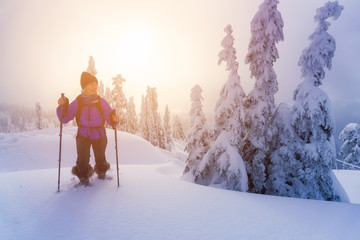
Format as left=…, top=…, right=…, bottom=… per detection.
left=1, top=127, right=360, bottom=239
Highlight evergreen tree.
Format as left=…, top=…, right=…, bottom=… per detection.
left=183, top=84, right=210, bottom=174
left=338, top=123, right=360, bottom=170
left=243, top=0, right=284, bottom=193
left=87, top=56, right=97, bottom=76
left=139, top=94, right=149, bottom=140
left=292, top=1, right=343, bottom=200
left=214, top=25, right=246, bottom=139
left=35, top=102, right=42, bottom=130
left=140, top=87, right=166, bottom=149
left=163, top=105, right=173, bottom=151
left=192, top=25, right=248, bottom=192
left=86, top=55, right=104, bottom=98
left=126, top=96, right=138, bottom=134
left=98, top=81, right=105, bottom=98
left=172, top=115, right=185, bottom=140
left=105, top=87, right=112, bottom=105
left=112, top=74, right=127, bottom=131
left=266, top=103, right=304, bottom=197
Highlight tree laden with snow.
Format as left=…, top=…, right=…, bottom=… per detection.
left=140, top=87, right=166, bottom=149
left=35, top=102, right=42, bottom=130
left=87, top=56, right=97, bottom=76
left=98, top=81, right=105, bottom=98
left=172, top=115, right=186, bottom=141
left=126, top=96, right=138, bottom=134
left=338, top=123, right=360, bottom=170
left=112, top=74, right=127, bottom=131
left=214, top=25, right=246, bottom=140
left=139, top=95, right=148, bottom=140
left=266, top=103, right=304, bottom=197
left=183, top=85, right=210, bottom=174
left=105, top=87, right=112, bottom=105
left=192, top=25, right=248, bottom=192
left=292, top=1, right=343, bottom=201
left=243, top=0, right=284, bottom=193
left=86, top=55, right=105, bottom=99
left=163, top=105, right=173, bottom=151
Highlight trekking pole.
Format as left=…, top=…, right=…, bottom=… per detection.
left=57, top=93, right=65, bottom=192
left=113, top=123, right=120, bottom=187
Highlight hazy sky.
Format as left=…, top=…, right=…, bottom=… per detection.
left=1, top=0, right=359, bottom=140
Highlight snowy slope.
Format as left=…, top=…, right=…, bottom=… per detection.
left=0, top=126, right=165, bottom=172
left=1, top=127, right=360, bottom=240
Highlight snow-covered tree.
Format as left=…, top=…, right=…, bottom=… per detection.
left=139, top=95, right=148, bottom=140
left=338, top=123, right=360, bottom=170
left=105, top=87, right=112, bottom=105
left=98, top=81, right=105, bottom=98
left=266, top=103, right=304, bottom=197
left=140, top=87, right=165, bottom=149
left=0, top=104, right=58, bottom=133
left=292, top=1, right=343, bottom=201
left=87, top=56, right=97, bottom=76
left=35, top=102, right=42, bottom=130
left=192, top=25, right=248, bottom=192
left=243, top=0, right=284, bottom=193
left=172, top=115, right=185, bottom=140
left=163, top=105, right=173, bottom=151
left=112, top=74, right=127, bottom=131
left=183, top=85, right=210, bottom=174
left=126, top=96, right=138, bottom=134
left=86, top=56, right=105, bottom=99
left=214, top=25, right=246, bottom=140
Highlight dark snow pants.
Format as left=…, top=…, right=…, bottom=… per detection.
left=75, top=134, right=109, bottom=179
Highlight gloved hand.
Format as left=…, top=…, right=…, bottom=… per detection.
left=57, top=94, right=69, bottom=118
left=110, top=110, right=121, bottom=127
left=58, top=96, right=69, bottom=106
left=112, top=114, right=120, bottom=123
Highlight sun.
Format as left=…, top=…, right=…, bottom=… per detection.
left=111, top=29, right=157, bottom=73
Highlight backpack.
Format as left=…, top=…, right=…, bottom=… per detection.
left=75, top=94, right=104, bottom=126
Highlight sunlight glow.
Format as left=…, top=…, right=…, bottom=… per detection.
left=111, top=29, right=157, bottom=72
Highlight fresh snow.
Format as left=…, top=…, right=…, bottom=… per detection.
left=1, top=127, right=360, bottom=240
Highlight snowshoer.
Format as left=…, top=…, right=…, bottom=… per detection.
left=57, top=72, right=120, bottom=186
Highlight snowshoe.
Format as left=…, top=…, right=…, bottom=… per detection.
left=98, top=173, right=106, bottom=180
left=97, top=173, right=113, bottom=180
left=79, top=178, right=91, bottom=186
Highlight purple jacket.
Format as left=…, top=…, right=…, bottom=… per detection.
left=57, top=94, right=115, bottom=140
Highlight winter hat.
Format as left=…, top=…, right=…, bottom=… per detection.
left=80, top=71, right=98, bottom=89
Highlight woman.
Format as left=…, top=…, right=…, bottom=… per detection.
left=57, top=72, right=120, bottom=186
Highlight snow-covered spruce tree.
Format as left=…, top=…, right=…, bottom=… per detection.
left=126, top=96, right=138, bottom=134
left=183, top=84, right=210, bottom=174
left=105, top=87, right=112, bottom=106
left=163, top=105, right=173, bottom=151
left=112, top=74, right=127, bottom=131
left=98, top=81, right=105, bottom=98
left=35, top=102, right=42, bottom=130
left=172, top=115, right=186, bottom=140
left=86, top=55, right=105, bottom=99
left=243, top=0, right=284, bottom=193
left=192, top=25, right=248, bottom=192
left=214, top=25, right=246, bottom=140
left=292, top=1, right=343, bottom=201
left=338, top=123, right=360, bottom=170
left=140, top=86, right=166, bottom=149
left=266, top=103, right=304, bottom=197
left=139, top=95, right=149, bottom=140
left=87, top=56, right=97, bottom=76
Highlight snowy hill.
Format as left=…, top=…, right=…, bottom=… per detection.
left=1, top=127, right=360, bottom=240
